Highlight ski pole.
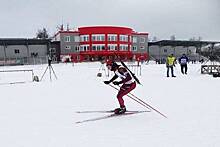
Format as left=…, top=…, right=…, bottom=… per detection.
left=116, top=85, right=151, bottom=109
left=108, top=84, right=151, bottom=111
left=116, top=85, right=167, bottom=118
left=109, top=84, right=168, bottom=118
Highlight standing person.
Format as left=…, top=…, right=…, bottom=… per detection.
left=166, top=54, right=176, bottom=77
left=178, top=54, right=189, bottom=74
left=103, top=60, right=136, bottom=114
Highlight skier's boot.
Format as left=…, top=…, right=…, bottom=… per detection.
left=114, top=106, right=126, bottom=114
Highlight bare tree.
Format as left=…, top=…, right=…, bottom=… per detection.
left=36, top=28, right=49, bottom=39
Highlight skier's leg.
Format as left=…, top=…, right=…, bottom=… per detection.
left=117, top=82, right=136, bottom=107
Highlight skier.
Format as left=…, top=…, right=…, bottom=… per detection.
left=104, top=60, right=136, bottom=114
left=178, top=54, right=189, bottom=74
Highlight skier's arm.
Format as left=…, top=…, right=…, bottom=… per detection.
left=109, top=74, right=118, bottom=83
left=104, top=74, right=118, bottom=84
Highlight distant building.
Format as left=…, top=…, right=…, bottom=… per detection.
left=53, top=26, right=149, bottom=62
left=148, top=40, right=219, bottom=63
left=0, top=38, right=51, bottom=65
left=1, top=27, right=219, bottom=66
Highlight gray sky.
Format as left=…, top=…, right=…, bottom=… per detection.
left=0, top=0, right=219, bottom=41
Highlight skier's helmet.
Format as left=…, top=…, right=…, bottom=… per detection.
left=106, top=60, right=113, bottom=66
left=106, top=60, right=119, bottom=70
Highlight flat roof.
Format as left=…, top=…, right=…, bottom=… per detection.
left=149, top=40, right=220, bottom=47
left=0, top=38, right=51, bottom=45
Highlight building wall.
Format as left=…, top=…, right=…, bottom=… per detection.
left=29, top=45, right=48, bottom=56
left=3, top=44, right=49, bottom=59
left=58, top=26, right=149, bottom=62
left=149, top=44, right=200, bottom=61
left=5, top=45, right=28, bottom=58
left=131, top=34, right=148, bottom=54
left=50, top=41, right=61, bottom=61
left=60, top=32, right=80, bottom=55
left=0, top=46, right=5, bottom=58
left=78, top=26, right=133, bottom=52
left=0, top=39, right=51, bottom=65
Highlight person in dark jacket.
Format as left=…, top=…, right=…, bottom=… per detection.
left=103, top=60, right=136, bottom=114
left=178, top=54, right=189, bottom=74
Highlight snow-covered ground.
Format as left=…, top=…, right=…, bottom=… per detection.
left=0, top=61, right=220, bottom=147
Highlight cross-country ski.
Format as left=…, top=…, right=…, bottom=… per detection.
left=76, top=110, right=150, bottom=113
left=76, top=111, right=147, bottom=124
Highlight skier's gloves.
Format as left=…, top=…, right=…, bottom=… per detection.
left=113, top=81, right=120, bottom=85
left=104, top=81, right=110, bottom=84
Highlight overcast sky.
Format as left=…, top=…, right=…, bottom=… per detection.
left=0, top=0, right=219, bottom=41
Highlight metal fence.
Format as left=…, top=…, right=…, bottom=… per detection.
left=0, top=56, right=57, bottom=66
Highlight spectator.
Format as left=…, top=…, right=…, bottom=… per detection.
left=178, top=54, right=189, bottom=74
left=166, top=54, right=176, bottom=77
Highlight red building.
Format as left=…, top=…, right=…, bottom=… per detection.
left=53, top=26, right=149, bottom=62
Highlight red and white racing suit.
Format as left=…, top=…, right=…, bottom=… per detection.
left=114, top=66, right=136, bottom=107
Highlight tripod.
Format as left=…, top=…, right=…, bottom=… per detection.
left=40, top=59, right=58, bottom=81
left=97, top=63, right=109, bottom=77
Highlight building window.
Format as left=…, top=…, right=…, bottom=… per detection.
left=64, top=36, right=71, bottom=42
left=132, top=37, right=137, bottom=43
left=108, top=44, right=117, bottom=50
left=140, top=46, right=145, bottom=50
left=74, top=36, right=80, bottom=42
left=76, top=55, right=80, bottom=60
left=14, top=49, right=20, bottom=54
left=119, top=44, right=128, bottom=51
left=75, top=46, right=80, bottom=52
left=65, top=46, right=71, bottom=50
left=92, top=44, right=105, bottom=51
left=31, top=52, right=38, bottom=57
left=80, top=35, right=89, bottom=42
left=92, top=34, right=105, bottom=41
left=80, top=45, right=89, bottom=51
left=119, top=35, right=128, bottom=42
left=132, top=46, right=137, bottom=51
left=140, top=37, right=145, bottom=43
left=164, top=49, right=167, bottom=53
left=108, top=34, right=117, bottom=41
left=49, top=48, right=56, bottom=53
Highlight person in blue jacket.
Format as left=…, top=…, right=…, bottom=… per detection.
left=178, top=54, right=189, bottom=74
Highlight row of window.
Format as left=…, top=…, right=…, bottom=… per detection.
left=65, top=45, right=144, bottom=51
left=3, top=49, right=40, bottom=56
left=64, top=35, right=146, bottom=43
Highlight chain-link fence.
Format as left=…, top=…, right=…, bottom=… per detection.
left=0, top=56, right=58, bottom=66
